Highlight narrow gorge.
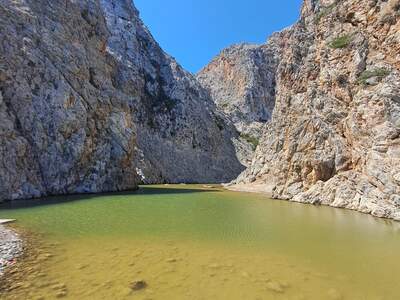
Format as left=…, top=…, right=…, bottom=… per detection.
left=0, top=0, right=399, bottom=220
left=1, top=0, right=400, bottom=299
left=0, top=0, right=399, bottom=221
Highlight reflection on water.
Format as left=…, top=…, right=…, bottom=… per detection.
left=0, top=187, right=214, bottom=210
left=0, top=185, right=399, bottom=300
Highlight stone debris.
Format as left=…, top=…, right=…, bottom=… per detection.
left=131, top=280, right=147, bottom=291
left=0, top=225, right=22, bottom=275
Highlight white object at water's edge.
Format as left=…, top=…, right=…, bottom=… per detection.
left=0, top=219, right=16, bottom=225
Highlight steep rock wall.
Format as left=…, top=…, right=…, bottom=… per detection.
left=229, top=0, right=400, bottom=220
left=0, top=0, right=244, bottom=201
left=197, top=36, right=285, bottom=165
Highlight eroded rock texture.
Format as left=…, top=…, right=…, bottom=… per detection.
left=197, top=38, right=284, bottom=165
left=230, top=0, right=400, bottom=220
left=0, top=0, right=244, bottom=201
left=197, top=40, right=282, bottom=137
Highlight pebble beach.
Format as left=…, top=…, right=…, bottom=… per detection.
left=0, top=223, right=22, bottom=275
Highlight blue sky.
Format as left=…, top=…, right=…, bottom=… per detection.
left=134, top=0, right=303, bottom=73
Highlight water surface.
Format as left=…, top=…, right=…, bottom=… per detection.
left=0, top=185, right=399, bottom=299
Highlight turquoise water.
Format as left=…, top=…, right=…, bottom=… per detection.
left=0, top=185, right=399, bottom=299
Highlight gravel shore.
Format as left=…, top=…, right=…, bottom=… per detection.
left=0, top=224, right=22, bottom=275
left=224, top=183, right=274, bottom=197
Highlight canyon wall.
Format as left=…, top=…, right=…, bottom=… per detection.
left=0, top=0, right=244, bottom=201
left=197, top=38, right=283, bottom=138
left=1, top=0, right=399, bottom=221
left=197, top=38, right=284, bottom=165
left=212, top=0, right=400, bottom=220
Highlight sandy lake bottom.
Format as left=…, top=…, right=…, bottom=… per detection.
left=0, top=185, right=399, bottom=300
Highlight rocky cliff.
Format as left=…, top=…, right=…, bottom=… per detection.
left=0, top=0, right=244, bottom=201
left=197, top=40, right=282, bottom=137
left=197, top=38, right=284, bottom=165
left=221, top=0, right=400, bottom=220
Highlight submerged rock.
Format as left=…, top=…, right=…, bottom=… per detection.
left=266, top=281, right=285, bottom=293
left=131, top=280, right=147, bottom=291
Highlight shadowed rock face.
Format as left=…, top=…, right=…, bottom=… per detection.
left=227, top=0, right=400, bottom=220
left=0, top=0, right=244, bottom=201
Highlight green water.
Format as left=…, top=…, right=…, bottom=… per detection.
left=0, top=185, right=399, bottom=300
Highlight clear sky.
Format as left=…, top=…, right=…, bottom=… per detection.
left=134, top=0, right=303, bottom=73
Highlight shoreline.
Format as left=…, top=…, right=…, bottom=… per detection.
left=225, top=184, right=400, bottom=222
left=224, top=183, right=274, bottom=197
left=0, top=222, right=23, bottom=276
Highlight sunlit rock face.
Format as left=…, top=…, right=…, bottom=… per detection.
left=0, top=0, right=244, bottom=201
left=197, top=40, right=282, bottom=138
left=229, top=0, right=400, bottom=220
left=196, top=35, right=288, bottom=165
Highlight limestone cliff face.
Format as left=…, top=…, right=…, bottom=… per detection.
left=196, top=38, right=284, bottom=165
left=225, top=0, right=400, bottom=220
left=197, top=40, right=282, bottom=137
left=0, top=0, right=244, bottom=201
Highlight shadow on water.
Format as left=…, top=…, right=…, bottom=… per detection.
left=0, top=185, right=217, bottom=210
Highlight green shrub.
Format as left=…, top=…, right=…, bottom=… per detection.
left=329, top=34, right=352, bottom=49
left=315, top=3, right=337, bottom=23
left=358, top=68, right=391, bottom=85
left=240, top=133, right=259, bottom=150
left=221, top=103, right=229, bottom=109
left=164, top=98, right=177, bottom=111
left=215, top=115, right=225, bottom=131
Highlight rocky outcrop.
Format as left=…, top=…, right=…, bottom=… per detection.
left=197, top=41, right=281, bottom=137
left=0, top=0, right=244, bottom=201
left=197, top=38, right=284, bottom=164
left=229, top=0, right=400, bottom=220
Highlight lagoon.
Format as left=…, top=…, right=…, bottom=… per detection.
left=0, top=185, right=399, bottom=299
